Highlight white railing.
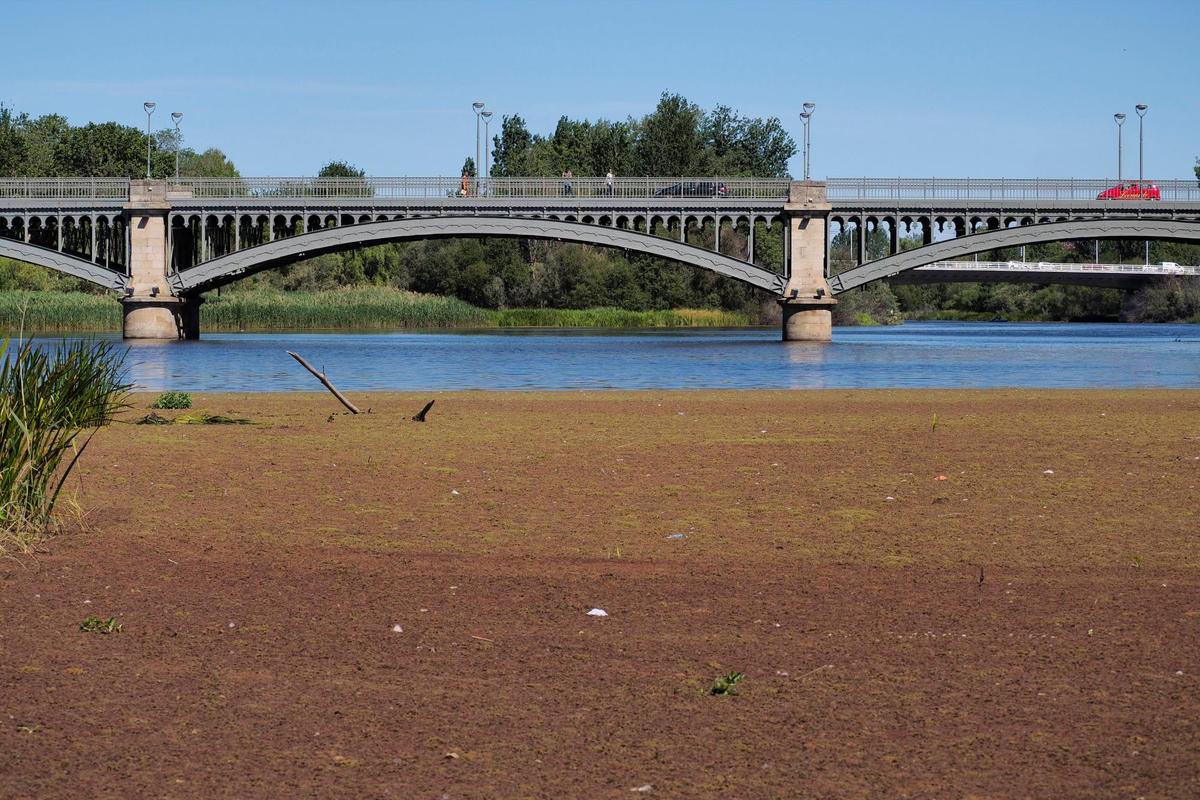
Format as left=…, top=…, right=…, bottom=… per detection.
left=826, top=177, right=1200, bottom=203
left=165, top=176, right=793, bottom=201
left=917, top=260, right=1200, bottom=276
left=0, top=178, right=131, bottom=200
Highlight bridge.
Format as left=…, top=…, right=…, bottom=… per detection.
left=2, top=176, right=1199, bottom=340
left=899, top=260, right=1199, bottom=290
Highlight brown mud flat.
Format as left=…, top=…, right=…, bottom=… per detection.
left=2, top=390, right=1198, bottom=799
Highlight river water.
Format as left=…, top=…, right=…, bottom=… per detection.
left=80, top=321, right=1197, bottom=391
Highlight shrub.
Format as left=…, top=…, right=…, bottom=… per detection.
left=0, top=337, right=130, bottom=552
left=80, top=616, right=122, bottom=634
left=151, top=391, right=192, bottom=409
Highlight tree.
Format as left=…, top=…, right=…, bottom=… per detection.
left=0, top=105, right=28, bottom=176
left=1194, top=157, right=1199, bottom=181
left=490, top=115, right=534, bottom=177
left=20, top=114, right=71, bottom=176
left=55, top=122, right=145, bottom=177
left=181, top=148, right=239, bottom=178
left=460, top=156, right=476, bottom=177
left=318, top=160, right=365, bottom=178
left=634, top=92, right=705, bottom=175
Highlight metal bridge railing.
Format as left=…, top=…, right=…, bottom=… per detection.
left=164, top=176, right=793, bottom=201
left=826, top=177, right=1200, bottom=203
left=4, top=176, right=1199, bottom=204
left=0, top=178, right=131, bottom=200
left=920, top=260, right=1200, bottom=275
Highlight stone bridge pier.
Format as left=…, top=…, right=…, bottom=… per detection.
left=780, top=181, right=836, bottom=341
left=121, top=180, right=200, bottom=339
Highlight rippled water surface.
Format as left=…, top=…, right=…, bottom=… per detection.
left=45, top=321, right=1200, bottom=391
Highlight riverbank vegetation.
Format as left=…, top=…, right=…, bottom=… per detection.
left=0, top=288, right=755, bottom=333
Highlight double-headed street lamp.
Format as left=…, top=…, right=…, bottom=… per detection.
left=1136, top=104, right=1149, bottom=263
left=1135, top=103, right=1148, bottom=183
left=171, top=111, right=183, bottom=179
left=1113, top=112, right=1126, bottom=182
left=800, top=102, right=815, bottom=180
left=143, top=101, right=156, bottom=179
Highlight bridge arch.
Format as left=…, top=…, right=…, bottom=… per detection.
left=172, top=214, right=786, bottom=295
left=830, top=217, right=1200, bottom=293
left=0, top=237, right=127, bottom=290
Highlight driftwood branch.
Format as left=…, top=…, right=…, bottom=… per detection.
left=413, top=400, right=435, bottom=422
left=287, top=351, right=360, bottom=414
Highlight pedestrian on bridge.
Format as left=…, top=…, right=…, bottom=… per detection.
left=606, top=170, right=614, bottom=196
left=562, top=170, right=574, bottom=197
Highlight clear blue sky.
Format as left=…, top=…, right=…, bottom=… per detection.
left=6, top=0, right=1198, bottom=179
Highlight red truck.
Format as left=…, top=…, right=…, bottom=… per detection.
left=1096, top=182, right=1161, bottom=200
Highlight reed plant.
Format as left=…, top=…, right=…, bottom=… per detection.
left=1, top=287, right=757, bottom=333
left=0, top=336, right=130, bottom=552
left=0, top=291, right=121, bottom=332
left=492, top=307, right=752, bottom=328
left=201, top=287, right=493, bottom=331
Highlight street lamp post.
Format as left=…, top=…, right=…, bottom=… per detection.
left=171, top=112, right=183, bottom=179
left=1113, top=112, right=1126, bottom=182
left=801, top=102, right=815, bottom=180
left=143, top=102, right=156, bottom=179
left=1135, top=104, right=1148, bottom=183
left=472, top=101, right=485, bottom=194
left=481, top=110, right=493, bottom=186
left=1136, top=104, right=1148, bottom=263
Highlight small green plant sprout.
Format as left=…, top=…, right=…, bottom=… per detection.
left=135, top=412, right=172, bottom=425
left=1131, top=554, right=1144, bottom=569
left=930, top=413, right=939, bottom=433
left=709, top=671, right=745, bottom=696
left=151, top=391, right=192, bottom=409
left=80, top=616, right=122, bottom=634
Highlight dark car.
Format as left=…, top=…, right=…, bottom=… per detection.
left=653, top=181, right=728, bottom=198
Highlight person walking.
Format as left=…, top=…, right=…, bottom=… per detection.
left=460, top=168, right=470, bottom=198
left=606, top=170, right=614, bottom=196
left=562, top=169, right=574, bottom=197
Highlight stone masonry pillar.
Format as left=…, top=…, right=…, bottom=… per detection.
left=780, top=181, right=836, bottom=342
left=121, top=180, right=199, bottom=339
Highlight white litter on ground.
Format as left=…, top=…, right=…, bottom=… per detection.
left=586, top=608, right=608, bottom=617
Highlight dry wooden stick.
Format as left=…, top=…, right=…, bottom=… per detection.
left=287, top=351, right=360, bottom=414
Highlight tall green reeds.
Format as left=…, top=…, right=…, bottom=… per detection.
left=491, top=307, right=752, bottom=328
left=0, top=288, right=757, bottom=333
left=0, top=337, right=130, bottom=552
left=200, top=287, right=494, bottom=330
left=0, top=292, right=121, bottom=332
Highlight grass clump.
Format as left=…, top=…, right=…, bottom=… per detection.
left=1, top=337, right=130, bottom=553
left=151, top=391, right=192, bottom=409
left=174, top=413, right=251, bottom=425
left=709, top=671, right=745, bottom=696
left=80, top=616, right=122, bottom=634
